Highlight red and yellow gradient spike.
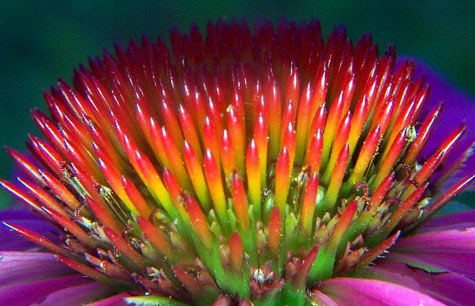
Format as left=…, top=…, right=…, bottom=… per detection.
left=204, top=116, right=221, bottom=167
left=370, top=100, right=394, bottom=137
left=309, top=62, right=327, bottom=123
left=404, top=103, right=443, bottom=166
left=402, top=124, right=466, bottom=200
left=321, top=91, right=345, bottom=168
left=86, top=119, right=123, bottom=172
left=133, top=150, right=175, bottom=218
left=227, top=105, right=246, bottom=174
left=95, top=143, right=138, bottom=216
left=381, top=183, right=428, bottom=236
left=121, top=176, right=153, bottom=219
left=322, top=111, right=351, bottom=185
left=42, top=205, right=97, bottom=249
left=415, top=124, right=466, bottom=185
left=229, top=232, right=244, bottom=273
left=280, top=102, right=296, bottom=152
left=275, top=147, right=291, bottom=215
left=3, top=222, right=70, bottom=257
left=160, top=127, right=193, bottom=192
left=295, top=83, right=314, bottom=165
left=319, top=143, right=350, bottom=215
left=160, top=99, right=184, bottom=151
left=57, top=255, right=114, bottom=284
left=371, top=127, right=407, bottom=191
left=185, top=194, right=213, bottom=248
left=343, top=125, right=381, bottom=194
left=205, top=97, right=224, bottom=146
left=266, top=79, right=282, bottom=160
left=300, top=172, right=320, bottom=237
left=29, top=135, right=66, bottom=177
left=422, top=172, right=475, bottom=221
left=285, top=66, right=300, bottom=110
left=85, top=195, right=122, bottom=235
left=348, top=96, right=370, bottom=157
left=5, top=147, right=44, bottom=185
left=379, top=98, right=415, bottom=162
left=253, top=112, right=268, bottom=189
left=137, top=216, right=173, bottom=259
left=16, top=177, right=68, bottom=218
left=306, top=129, right=323, bottom=173
left=183, top=140, right=211, bottom=210
left=310, top=200, right=358, bottom=282
left=38, top=168, right=81, bottom=210
left=268, top=206, right=282, bottom=258
left=231, top=173, right=251, bottom=231
left=162, top=167, right=182, bottom=205
left=7, top=179, right=43, bottom=214
left=306, top=104, right=326, bottom=155
left=104, top=227, right=147, bottom=270
left=178, top=104, right=203, bottom=162
left=204, top=149, right=229, bottom=232
left=246, top=139, right=261, bottom=219
left=220, top=129, right=236, bottom=182
left=281, top=122, right=297, bottom=170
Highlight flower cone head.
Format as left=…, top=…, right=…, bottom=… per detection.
left=1, top=19, right=474, bottom=305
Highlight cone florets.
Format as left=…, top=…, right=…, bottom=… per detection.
left=2, top=19, right=474, bottom=305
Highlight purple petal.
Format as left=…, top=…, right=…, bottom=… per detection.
left=393, top=228, right=475, bottom=252
left=419, top=210, right=475, bottom=233
left=84, top=293, right=129, bottom=306
left=365, top=262, right=475, bottom=306
left=38, top=281, right=114, bottom=306
left=318, top=277, right=444, bottom=306
left=404, top=58, right=475, bottom=183
left=0, top=251, right=73, bottom=286
left=0, top=209, right=61, bottom=251
left=0, top=275, right=91, bottom=306
left=0, top=209, right=45, bottom=220
left=389, top=227, right=475, bottom=278
left=387, top=251, right=475, bottom=278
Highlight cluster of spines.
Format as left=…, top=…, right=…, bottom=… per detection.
left=1, top=19, right=474, bottom=304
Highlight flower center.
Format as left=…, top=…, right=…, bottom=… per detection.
left=2, top=19, right=472, bottom=304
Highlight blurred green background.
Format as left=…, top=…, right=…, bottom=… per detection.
left=1, top=0, right=474, bottom=208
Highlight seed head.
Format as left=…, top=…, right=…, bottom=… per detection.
left=2, top=19, right=474, bottom=305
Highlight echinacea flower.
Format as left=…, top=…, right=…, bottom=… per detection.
left=1, top=19, right=474, bottom=305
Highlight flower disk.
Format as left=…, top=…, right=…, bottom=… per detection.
left=1, top=19, right=474, bottom=305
